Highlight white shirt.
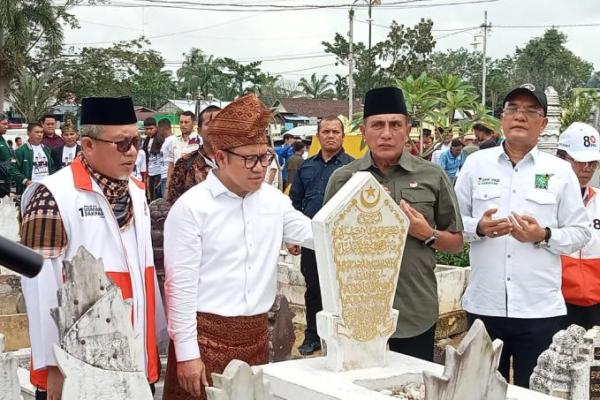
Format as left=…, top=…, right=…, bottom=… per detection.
left=432, top=143, right=451, bottom=165
left=61, top=145, right=77, bottom=167
left=31, top=144, right=49, bottom=182
left=454, top=145, right=590, bottom=318
left=147, top=138, right=163, bottom=177
left=132, top=149, right=147, bottom=181
left=164, top=171, right=313, bottom=361
left=159, top=138, right=172, bottom=179
left=162, top=132, right=200, bottom=164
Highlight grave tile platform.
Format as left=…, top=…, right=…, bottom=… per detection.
left=258, top=351, right=560, bottom=400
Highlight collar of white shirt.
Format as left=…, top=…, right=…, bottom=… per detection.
left=494, top=142, right=541, bottom=164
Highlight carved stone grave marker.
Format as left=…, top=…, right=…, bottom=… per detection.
left=0, top=333, right=21, bottom=400
left=52, top=247, right=152, bottom=400
left=422, top=319, right=507, bottom=400
left=206, top=360, right=272, bottom=400
left=312, top=171, right=409, bottom=371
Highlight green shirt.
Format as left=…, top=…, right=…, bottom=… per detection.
left=324, top=150, right=463, bottom=338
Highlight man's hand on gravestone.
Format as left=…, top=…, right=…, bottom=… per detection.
left=400, top=200, right=434, bottom=241
left=286, top=243, right=301, bottom=256
left=177, top=357, right=209, bottom=397
left=476, top=208, right=513, bottom=238
left=46, top=366, right=64, bottom=400
left=508, top=212, right=546, bottom=243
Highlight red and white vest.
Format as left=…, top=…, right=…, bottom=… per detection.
left=22, top=157, right=166, bottom=388
left=562, top=186, right=600, bottom=306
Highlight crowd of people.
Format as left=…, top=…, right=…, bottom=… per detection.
left=0, top=82, right=599, bottom=400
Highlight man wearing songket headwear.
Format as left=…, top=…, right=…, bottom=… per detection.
left=162, top=93, right=313, bottom=400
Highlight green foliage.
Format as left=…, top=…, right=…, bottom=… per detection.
left=560, top=89, right=600, bottom=130
left=435, top=243, right=470, bottom=267
left=9, top=66, right=68, bottom=122
left=322, top=19, right=436, bottom=100
left=298, top=73, right=334, bottom=99
left=513, top=29, right=593, bottom=97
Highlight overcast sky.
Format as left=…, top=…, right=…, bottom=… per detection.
left=60, top=0, right=600, bottom=83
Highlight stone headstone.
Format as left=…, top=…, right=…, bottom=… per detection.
left=538, top=86, right=561, bottom=155
left=52, top=247, right=152, bottom=400
left=268, top=295, right=296, bottom=363
left=150, top=198, right=171, bottom=299
left=0, top=196, right=20, bottom=276
left=422, top=319, right=507, bottom=400
left=571, top=326, right=600, bottom=400
left=529, top=324, right=586, bottom=398
left=312, top=171, right=409, bottom=371
left=206, top=360, right=272, bottom=400
left=0, top=333, right=21, bottom=400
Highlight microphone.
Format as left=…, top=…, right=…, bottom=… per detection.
left=0, top=235, right=43, bottom=278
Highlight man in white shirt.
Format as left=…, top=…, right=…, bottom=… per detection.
left=50, top=123, right=80, bottom=171
left=162, top=94, right=312, bottom=400
left=158, top=118, right=173, bottom=198
left=163, top=111, right=200, bottom=191
left=132, top=148, right=147, bottom=182
left=454, top=84, right=591, bottom=388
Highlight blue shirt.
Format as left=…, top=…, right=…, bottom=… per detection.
left=275, top=144, right=295, bottom=181
left=290, top=150, right=354, bottom=218
left=438, top=149, right=465, bottom=179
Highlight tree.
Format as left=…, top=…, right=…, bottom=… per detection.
left=561, top=89, right=600, bottom=130
left=0, top=0, right=75, bottom=110
left=58, top=37, right=174, bottom=106
left=513, top=29, right=593, bottom=96
left=10, top=66, right=68, bottom=122
left=334, top=74, right=348, bottom=100
left=323, top=19, right=436, bottom=100
left=379, top=19, right=436, bottom=81
left=219, top=58, right=265, bottom=97
left=588, top=71, right=600, bottom=88
left=176, top=48, right=224, bottom=99
left=298, top=73, right=334, bottom=99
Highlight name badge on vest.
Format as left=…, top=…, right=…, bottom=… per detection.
left=78, top=204, right=105, bottom=218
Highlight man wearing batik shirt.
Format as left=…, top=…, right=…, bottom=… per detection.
left=167, top=106, right=220, bottom=203
left=163, top=111, right=200, bottom=191
left=20, top=96, right=166, bottom=400
left=163, top=94, right=313, bottom=400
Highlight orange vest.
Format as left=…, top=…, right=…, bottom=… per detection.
left=562, top=186, right=600, bottom=306
left=22, top=158, right=165, bottom=389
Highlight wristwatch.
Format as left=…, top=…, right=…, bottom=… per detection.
left=534, top=227, right=552, bottom=248
left=423, top=229, right=440, bottom=247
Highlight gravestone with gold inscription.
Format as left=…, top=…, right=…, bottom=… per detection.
left=312, top=171, right=409, bottom=371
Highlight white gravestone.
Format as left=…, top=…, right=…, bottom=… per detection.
left=206, top=360, right=272, bottom=400
left=423, top=319, right=507, bottom=400
left=52, top=247, right=152, bottom=400
left=0, top=333, right=21, bottom=400
left=312, top=171, right=409, bottom=371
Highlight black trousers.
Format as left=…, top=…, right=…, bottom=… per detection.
left=300, top=248, right=322, bottom=341
left=388, top=323, right=436, bottom=362
left=561, top=302, right=600, bottom=330
left=147, top=174, right=162, bottom=201
left=467, top=313, right=562, bottom=388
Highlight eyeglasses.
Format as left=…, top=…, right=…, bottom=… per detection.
left=503, top=106, right=545, bottom=119
left=89, top=136, right=140, bottom=153
left=225, top=149, right=275, bottom=169
left=564, top=154, right=599, bottom=170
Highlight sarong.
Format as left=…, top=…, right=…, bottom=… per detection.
left=162, top=312, right=268, bottom=400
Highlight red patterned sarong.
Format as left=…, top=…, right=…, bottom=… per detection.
left=162, top=312, right=268, bottom=400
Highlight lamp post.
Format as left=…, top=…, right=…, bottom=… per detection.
left=348, top=0, right=381, bottom=121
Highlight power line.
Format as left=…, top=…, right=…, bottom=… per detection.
left=271, top=62, right=337, bottom=74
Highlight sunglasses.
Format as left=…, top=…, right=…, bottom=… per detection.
left=90, top=136, right=140, bottom=153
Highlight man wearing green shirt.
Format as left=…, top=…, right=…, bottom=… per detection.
left=324, top=87, right=464, bottom=361
left=0, top=113, right=24, bottom=197
left=14, top=122, right=56, bottom=194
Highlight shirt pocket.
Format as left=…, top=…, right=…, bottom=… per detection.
left=523, top=189, right=557, bottom=227
left=472, top=187, right=502, bottom=218
left=399, top=187, right=436, bottom=224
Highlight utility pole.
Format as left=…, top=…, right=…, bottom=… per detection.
left=348, top=8, right=355, bottom=121
left=480, top=11, right=491, bottom=107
